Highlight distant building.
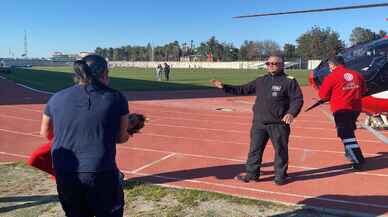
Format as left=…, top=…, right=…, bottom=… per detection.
left=51, top=51, right=64, bottom=56
left=49, top=51, right=79, bottom=62
left=179, top=54, right=203, bottom=62
left=79, top=52, right=93, bottom=58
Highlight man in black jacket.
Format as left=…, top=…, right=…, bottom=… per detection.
left=211, top=55, right=303, bottom=185
left=164, top=62, right=170, bottom=81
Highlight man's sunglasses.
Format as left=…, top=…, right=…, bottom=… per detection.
left=265, top=62, right=282, bottom=66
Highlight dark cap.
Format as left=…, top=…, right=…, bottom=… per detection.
left=73, top=54, right=108, bottom=83
left=82, top=55, right=108, bottom=78
left=327, top=55, right=345, bottom=66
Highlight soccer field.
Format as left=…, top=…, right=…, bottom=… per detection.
left=2, top=67, right=310, bottom=92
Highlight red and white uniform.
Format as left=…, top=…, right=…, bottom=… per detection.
left=319, top=65, right=367, bottom=112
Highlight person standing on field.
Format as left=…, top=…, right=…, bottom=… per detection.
left=40, top=55, right=129, bottom=217
left=211, top=55, right=303, bottom=185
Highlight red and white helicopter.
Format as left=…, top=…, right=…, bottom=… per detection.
left=234, top=3, right=388, bottom=115
left=310, top=37, right=388, bottom=115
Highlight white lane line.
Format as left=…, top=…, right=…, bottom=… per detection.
left=0, top=126, right=382, bottom=158
left=122, top=170, right=388, bottom=210
left=131, top=153, right=176, bottom=174
left=0, top=162, right=17, bottom=165
left=152, top=117, right=334, bottom=130
left=129, top=102, right=328, bottom=123
left=320, top=108, right=388, bottom=145
left=320, top=109, right=335, bottom=122
left=0, top=144, right=387, bottom=180
left=149, top=123, right=247, bottom=134
left=147, top=123, right=336, bottom=134
left=120, top=146, right=245, bottom=163
left=119, top=145, right=379, bottom=161
left=0, top=152, right=29, bottom=159
left=0, top=112, right=335, bottom=133
left=360, top=123, right=388, bottom=145
left=0, top=128, right=42, bottom=137
left=0, top=106, right=42, bottom=112
left=155, top=113, right=331, bottom=124
left=0, top=114, right=40, bottom=122
left=131, top=103, right=331, bottom=120
left=290, top=147, right=378, bottom=157
left=2, top=103, right=333, bottom=125
left=15, top=83, right=53, bottom=95
left=0, top=76, right=52, bottom=94
left=141, top=132, right=380, bottom=144
left=148, top=116, right=252, bottom=126
left=30, top=131, right=41, bottom=135
left=138, top=110, right=333, bottom=123
left=117, top=145, right=388, bottom=178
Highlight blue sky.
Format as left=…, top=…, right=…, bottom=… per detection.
left=1, top=0, right=387, bottom=58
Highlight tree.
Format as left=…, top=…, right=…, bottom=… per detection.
left=160, top=41, right=181, bottom=61
left=296, top=26, right=344, bottom=60
left=222, top=43, right=239, bottom=61
left=208, top=36, right=224, bottom=61
left=146, top=43, right=153, bottom=61
left=207, top=36, right=218, bottom=61
left=260, top=40, right=281, bottom=57
left=95, top=47, right=103, bottom=56
left=194, top=37, right=220, bottom=61
left=240, top=40, right=259, bottom=61
left=283, top=43, right=297, bottom=59
left=378, top=30, right=387, bottom=38
left=106, top=48, right=114, bottom=61
left=350, top=27, right=378, bottom=46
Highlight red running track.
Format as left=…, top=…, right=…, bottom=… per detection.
left=1, top=78, right=388, bottom=216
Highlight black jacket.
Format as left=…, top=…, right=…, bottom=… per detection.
left=223, top=72, right=304, bottom=124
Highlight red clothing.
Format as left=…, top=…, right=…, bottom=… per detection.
left=27, top=131, right=55, bottom=178
left=319, top=65, right=367, bottom=112
left=28, top=142, right=54, bottom=176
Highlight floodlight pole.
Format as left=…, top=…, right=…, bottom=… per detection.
left=23, top=30, right=28, bottom=58
left=151, top=44, right=154, bottom=62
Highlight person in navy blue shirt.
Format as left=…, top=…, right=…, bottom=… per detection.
left=40, top=55, right=129, bottom=217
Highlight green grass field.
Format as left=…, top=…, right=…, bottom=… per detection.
left=1, top=67, right=309, bottom=92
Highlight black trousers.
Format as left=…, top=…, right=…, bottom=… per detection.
left=245, top=123, right=290, bottom=178
left=333, top=110, right=359, bottom=137
left=334, top=110, right=365, bottom=164
left=165, top=72, right=170, bottom=80
left=56, top=170, right=124, bottom=217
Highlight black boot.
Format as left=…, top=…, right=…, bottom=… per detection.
left=235, top=174, right=259, bottom=183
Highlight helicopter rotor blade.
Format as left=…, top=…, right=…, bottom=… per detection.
left=233, top=3, right=388, bottom=19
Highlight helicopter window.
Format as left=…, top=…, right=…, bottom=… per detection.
left=342, top=47, right=367, bottom=61
left=375, top=46, right=388, bottom=57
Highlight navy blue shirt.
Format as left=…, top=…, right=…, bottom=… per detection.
left=44, top=84, right=128, bottom=173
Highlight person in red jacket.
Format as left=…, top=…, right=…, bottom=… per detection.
left=319, top=55, right=367, bottom=169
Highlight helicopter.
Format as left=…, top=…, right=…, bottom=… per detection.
left=234, top=2, right=388, bottom=114
left=310, top=37, right=388, bottom=114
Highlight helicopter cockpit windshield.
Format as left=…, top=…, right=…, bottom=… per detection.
left=311, top=38, right=388, bottom=96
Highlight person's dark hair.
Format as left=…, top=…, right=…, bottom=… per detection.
left=73, top=54, right=108, bottom=84
left=327, top=55, right=345, bottom=66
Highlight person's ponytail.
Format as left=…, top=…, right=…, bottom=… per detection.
left=73, top=55, right=108, bottom=86
left=73, top=60, right=92, bottom=83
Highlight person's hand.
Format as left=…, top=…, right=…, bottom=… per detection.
left=282, top=113, right=294, bottom=124
left=127, top=113, right=146, bottom=136
left=211, top=80, right=224, bottom=89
